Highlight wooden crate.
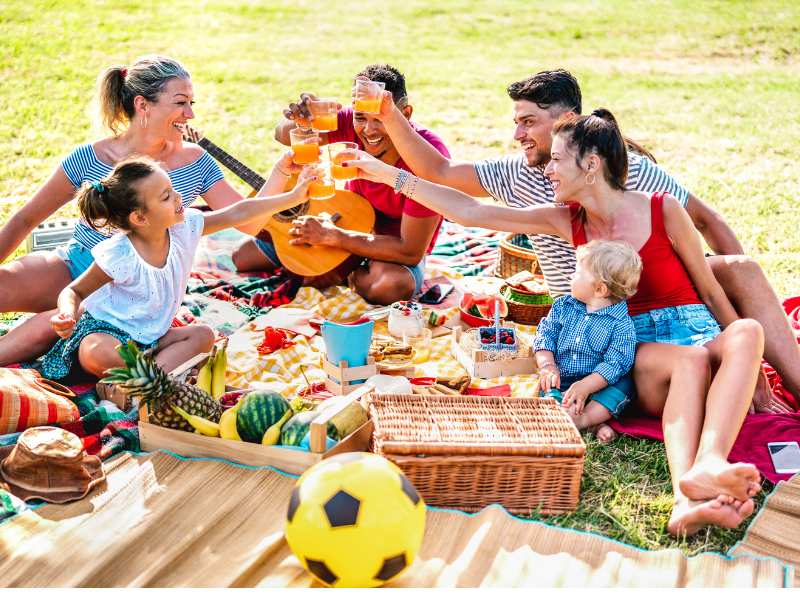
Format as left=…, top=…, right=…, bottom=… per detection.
left=137, top=355, right=374, bottom=475
left=450, top=326, right=536, bottom=379
left=323, top=358, right=377, bottom=395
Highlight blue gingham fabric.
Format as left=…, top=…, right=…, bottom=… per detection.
left=533, top=295, right=637, bottom=385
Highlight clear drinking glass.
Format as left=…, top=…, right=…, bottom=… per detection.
left=289, top=127, right=321, bottom=165
left=328, top=141, right=359, bottom=181
left=308, top=98, right=339, bottom=132
left=353, top=80, right=385, bottom=114
left=308, top=161, right=335, bottom=200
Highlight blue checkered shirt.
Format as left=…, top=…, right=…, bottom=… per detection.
left=533, top=295, right=637, bottom=385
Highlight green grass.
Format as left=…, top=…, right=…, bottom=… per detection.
left=1, top=0, right=796, bottom=554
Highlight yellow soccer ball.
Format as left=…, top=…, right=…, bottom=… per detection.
left=285, top=452, right=426, bottom=587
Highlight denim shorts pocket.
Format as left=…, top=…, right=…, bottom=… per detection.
left=686, top=317, right=718, bottom=334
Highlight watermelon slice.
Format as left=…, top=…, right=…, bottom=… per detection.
left=460, top=293, right=508, bottom=318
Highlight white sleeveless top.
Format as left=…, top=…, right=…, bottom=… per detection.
left=83, top=209, right=204, bottom=344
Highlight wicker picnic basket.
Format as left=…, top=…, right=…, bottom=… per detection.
left=368, top=393, right=585, bottom=515
left=500, top=284, right=553, bottom=325
left=496, top=233, right=541, bottom=279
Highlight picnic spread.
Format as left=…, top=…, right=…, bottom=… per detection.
left=1, top=224, right=799, bottom=587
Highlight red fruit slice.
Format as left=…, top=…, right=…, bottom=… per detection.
left=473, top=296, right=509, bottom=319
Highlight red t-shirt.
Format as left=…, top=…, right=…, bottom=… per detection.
left=327, top=107, right=450, bottom=253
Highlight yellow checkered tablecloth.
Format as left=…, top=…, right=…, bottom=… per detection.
left=225, top=283, right=541, bottom=398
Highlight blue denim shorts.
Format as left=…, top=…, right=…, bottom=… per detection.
left=544, top=374, right=635, bottom=418
left=630, top=303, right=721, bottom=347
left=254, top=237, right=427, bottom=296
left=54, top=239, right=95, bottom=280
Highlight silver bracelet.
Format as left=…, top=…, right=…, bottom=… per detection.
left=393, top=169, right=409, bottom=193
left=404, top=175, right=419, bottom=198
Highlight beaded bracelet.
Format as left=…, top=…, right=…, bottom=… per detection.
left=393, top=169, right=409, bottom=193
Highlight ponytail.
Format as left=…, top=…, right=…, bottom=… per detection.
left=97, top=66, right=129, bottom=135
left=76, top=157, right=160, bottom=231
left=76, top=183, right=113, bottom=231
left=588, top=108, right=656, bottom=163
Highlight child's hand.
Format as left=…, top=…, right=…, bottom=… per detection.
left=562, top=379, right=593, bottom=414
left=50, top=312, right=77, bottom=339
left=537, top=363, right=560, bottom=393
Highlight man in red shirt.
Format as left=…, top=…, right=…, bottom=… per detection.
left=232, top=64, right=449, bottom=305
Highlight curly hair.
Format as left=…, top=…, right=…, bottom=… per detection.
left=576, top=240, right=642, bottom=302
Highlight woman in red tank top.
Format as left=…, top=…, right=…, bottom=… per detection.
left=347, top=108, right=764, bottom=538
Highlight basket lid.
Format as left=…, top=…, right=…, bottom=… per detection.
left=368, top=394, right=585, bottom=457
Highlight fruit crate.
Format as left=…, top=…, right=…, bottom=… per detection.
left=451, top=326, right=536, bottom=379
left=137, top=354, right=374, bottom=475
left=368, top=392, right=585, bottom=515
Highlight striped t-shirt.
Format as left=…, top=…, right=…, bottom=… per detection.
left=61, top=143, right=224, bottom=250
left=475, top=152, right=689, bottom=296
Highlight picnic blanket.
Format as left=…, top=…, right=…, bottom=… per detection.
left=732, top=473, right=800, bottom=587
left=0, top=450, right=791, bottom=587
left=0, top=224, right=516, bottom=465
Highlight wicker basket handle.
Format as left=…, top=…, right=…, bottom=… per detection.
left=34, top=377, right=76, bottom=399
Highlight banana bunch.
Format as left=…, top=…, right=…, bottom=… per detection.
left=171, top=404, right=220, bottom=437
left=195, top=339, right=228, bottom=400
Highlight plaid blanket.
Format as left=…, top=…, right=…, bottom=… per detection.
left=427, top=220, right=502, bottom=277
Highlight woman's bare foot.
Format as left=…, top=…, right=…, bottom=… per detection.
left=595, top=423, right=617, bottom=443
left=667, top=495, right=755, bottom=537
left=679, top=457, right=761, bottom=501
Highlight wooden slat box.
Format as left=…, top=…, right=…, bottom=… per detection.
left=131, top=354, right=374, bottom=475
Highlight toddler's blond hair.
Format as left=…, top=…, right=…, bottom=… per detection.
left=576, top=240, right=642, bottom=302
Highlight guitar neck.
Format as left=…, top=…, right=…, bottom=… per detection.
left=197, top=138, right=266, bottom=191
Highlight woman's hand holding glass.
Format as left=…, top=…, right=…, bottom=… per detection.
left=341, top=149, right=399, bottom=186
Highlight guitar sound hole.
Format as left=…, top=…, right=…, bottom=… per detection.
left=273, top=202, right=310, bottom=222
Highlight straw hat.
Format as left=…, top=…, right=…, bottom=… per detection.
left=0, top=426, right=105, bottom=503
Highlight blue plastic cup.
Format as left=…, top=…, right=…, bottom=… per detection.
left=321, top=319, right=374, bottom=368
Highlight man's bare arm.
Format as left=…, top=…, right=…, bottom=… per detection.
left=684, top=192, right=744, bottom=255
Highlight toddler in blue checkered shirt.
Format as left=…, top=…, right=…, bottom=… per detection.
left=534, top=240, right=642, bottom=442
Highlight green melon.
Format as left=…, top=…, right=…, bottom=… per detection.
left=280, top=410, right=337, bottom=447
left=236, top=390, right=291, bottom=443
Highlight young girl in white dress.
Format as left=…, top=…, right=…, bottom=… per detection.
left=42, top=153, right=315, bottom=379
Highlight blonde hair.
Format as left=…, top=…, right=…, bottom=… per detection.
left=96, top=55, right=190, bottom=135
left=576, top=240, right=642, bottom=302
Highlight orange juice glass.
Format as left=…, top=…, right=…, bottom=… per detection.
left=328, top=142, right=359, bottom=180
left=353, top=79, right=385, bottom=115
left=309, top=99, right=338, bottom=132
left=290, top=128, right=320, bottom=165
left=308, top=162, right=335, bottom=200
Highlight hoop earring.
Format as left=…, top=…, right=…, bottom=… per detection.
left=140, top=114, right=148, bottom=129
left=585, top=172, right=596, bottom=185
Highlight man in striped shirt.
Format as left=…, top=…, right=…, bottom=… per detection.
left=373, top=68, right=800, bottom=408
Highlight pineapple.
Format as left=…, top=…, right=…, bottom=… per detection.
left=101, top=341, right=221, bottom=431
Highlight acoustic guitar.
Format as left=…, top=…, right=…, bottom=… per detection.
left=182, top=126, right=375, bottom=277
